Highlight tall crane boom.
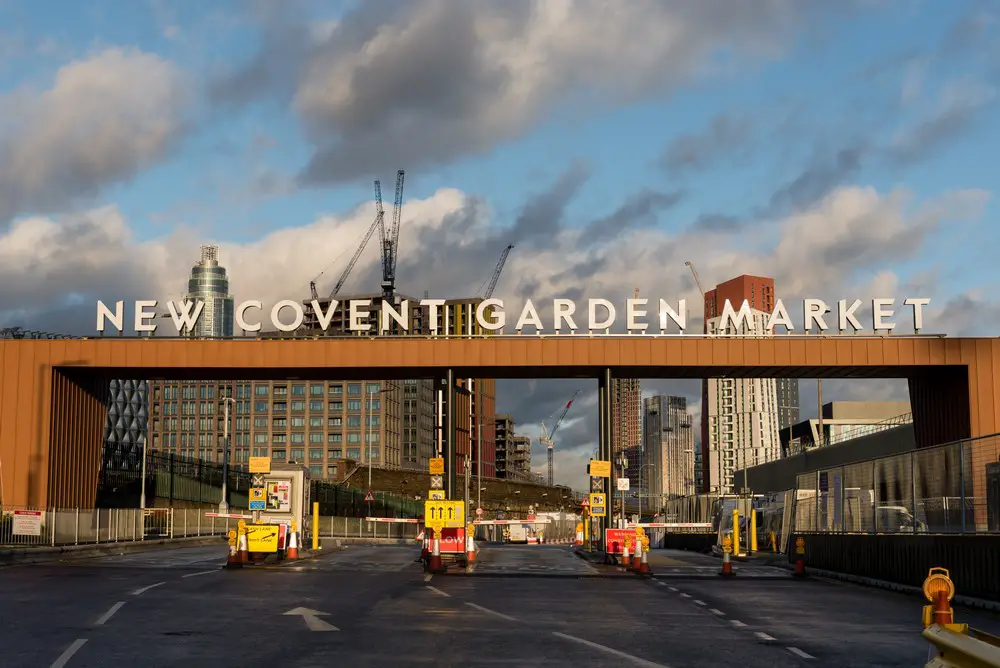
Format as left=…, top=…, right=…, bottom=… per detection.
left=541, top=389, right=581, bottom=486
left=381, top=169, right=405, bottom=302
left=684, top=261, right=706, bottom=297
left=326, top=181, right=384, bottom=300
left=483, top=244, right=514, bottom=298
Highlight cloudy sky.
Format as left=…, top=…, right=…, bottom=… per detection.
left=1, top=0, right=998, bottom=490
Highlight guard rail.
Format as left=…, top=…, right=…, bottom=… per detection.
left=924, top=625, right=1000, bottom=667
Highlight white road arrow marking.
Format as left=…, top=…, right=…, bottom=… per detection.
left=283, top=607, right=339, bottom=632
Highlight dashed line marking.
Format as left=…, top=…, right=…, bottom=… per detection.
left=426, top=586, right=450, bottom=597
left=668, top=586, right=678, bottom=592
left=657, top=581, right=667, bottom=586
left=131, top=582, right=166, bottom=596
left=710, top=608, right=724, bottom=616
left=465, top=602, right=518, bottom=622
left=424, top=574, right=433, bottom=582
left=553, top=632, right=672, bottom=668
left=680, top=593, right=691, bottom=598
left=182, top=570, right=218, bottom=578
left=731, top=620, right=747, bottom=628
left=755, top=632, right=776, bottom=641
left=787, top=647, right=814, bottom=659
left=693, top=600, right=706, bottom=606
left=50, top=639, right=87, bottom=668
left=95, top=601, right=126, bottom=626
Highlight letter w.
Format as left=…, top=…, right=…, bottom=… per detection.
left=719, top=299, right=753, bottom=334
left=168, top=300, right=205, bottom=334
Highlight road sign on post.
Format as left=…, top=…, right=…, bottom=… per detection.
left=429, top=458, right=445, bottom=475
left=588, top=460, right=611, bottom=478
left=425, top=500, right=465, bottom=534
left=249, top=487, right=266, bottom=511
left=589, top=493, right=606, bottom=517
left=430, top=475, right=444, bottom=490
left=364, top=489, right=375, bottom=503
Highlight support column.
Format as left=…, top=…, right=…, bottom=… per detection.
left=445, top=369, right=457, bottom=499
left=597, top=370, right=613, bottom=543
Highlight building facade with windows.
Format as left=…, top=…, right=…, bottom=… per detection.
left=612, top=378, right=642, bottom=487
left=643, top=395, right=695, bottom=505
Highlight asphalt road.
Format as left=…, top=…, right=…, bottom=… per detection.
left=3, top=543, right=999, bottom=667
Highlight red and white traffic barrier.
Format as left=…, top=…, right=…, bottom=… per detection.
left=473, top=519, right=552, bottom=525
left=365, top=517, right=422, bottom=523
left=626, top=523, right=713, bottom=529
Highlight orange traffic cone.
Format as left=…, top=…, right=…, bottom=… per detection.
left=720, top=550, right=734, bottom=577
left=639, top=548, right=650, bottom=575
left=631, top=549, right=641, bottom=571
left=621, top=542, right=630, bottom=569
left=793, top=556, right=806, bottom=578
left=466, top=533, right=477, bottom=565
left=287, top=526, right=299, bottom=560
left=932, top=589, right=953, bottom=626
left=429, top=535, right=444, bottom=574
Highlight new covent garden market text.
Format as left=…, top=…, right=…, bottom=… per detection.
left=94, top=296, right=933, bottom=335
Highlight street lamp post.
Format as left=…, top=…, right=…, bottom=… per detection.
left=618, top=452, right=628, bottom=528
left=219, top=396, right=236, bottom=514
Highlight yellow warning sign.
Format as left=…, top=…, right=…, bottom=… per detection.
left=245, top=524, right=280, bottom=553
left=428, top=490, right=445, bottom=500
left=250, top=487, right=265, bottom=501
left=248, top=457, right=271, bottom=474
left=429, top=458, right=445, bottom=475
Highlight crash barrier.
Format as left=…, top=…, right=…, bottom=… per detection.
left=788, top=533, right=1000, bottom=601
left=921, top=568, right=1000, bottom=667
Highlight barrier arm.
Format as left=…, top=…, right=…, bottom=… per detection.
left=923, top=625, right=1000, bottom=667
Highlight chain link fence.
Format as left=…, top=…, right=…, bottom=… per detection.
left=794, top=433, right=1000, bottom=534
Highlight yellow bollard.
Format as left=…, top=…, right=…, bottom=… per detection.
left=750, top=506, right=757, bottom=554
left=732, top=508, right=740, bottom=557
left=312, top=501, right=320, bottom=550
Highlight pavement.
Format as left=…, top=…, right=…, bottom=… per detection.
left=4, top=543, right=1000, bottom=667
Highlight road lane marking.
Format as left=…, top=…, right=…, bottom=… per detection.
left=552, top=632, right=672, bottom=668
left=426, top=586, right=450, bottom=597
left=710, top=608, right=724, bottom=616
left=465, top=602, right=518, bottom=622
left=787, top=647, right=814, bottom=659
left=424, top=574, right=433, bottom=582
left=755, top=632, right=776, bottom=641
left=182, top=570, right=218, bottom=578
left=131, top=582, right=166, bottom=596
left=50, top=639, right=87, bottom=668
left=693, top=600, right=706, bottom=606
left=680, top=593, right=691, bottom=598
left=668, top=586, right=678, bottom=591
left=95, top=601, right=126, bottom=626
left=731, top=620, right=747, bottom=627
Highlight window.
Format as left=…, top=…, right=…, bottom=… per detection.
left=328, top=401, right=343, bottom=412
left=328, top=449, right=342, bottom=459
left=309, top=449, right=323, bottom=461
left=369, top=399, right=380, bottom=411
left=328, top=417, right=342, bottom=428
left=254, top=417, right=268, bottom=428
left=366, top=383, right=381, bottom=394
left=347, top=416, right=361, bottom=428
left=327, top=465, right=338, bottom=477
left=273, top=402, right=287, bottom=412
left=346, top=448, right=361, bottom=459
left=368, top=448, right=380, bottom=460
left=310, top=384, right=324, bottom=396
left=290, top=433, right=305, bottom=444
left=328, top=433, right=342, bottom=444
left=309, top=465, right=323, bottom=477
left=347, top=384, right=362, bottom=396
left=254, top=401, right=268, bottom=413
left=254, top=434, right=267, bottom=444
left=291, top=401, right=306, bottom=411
left=272, top=417, right=287, bottom=428
left=365, top=432, right=380, bottom=444
left=291, top=416, right=306, bottom=428
left=347, top=400, right=361, bottom=411
left=309, top=433, right=323, bottom=444
left=291, top=384, right=306, bottom=396
left=329, top=384, right=342, bottom=396
left=365, top=415, right=380, bottom=427
left=272, top=434, right=287, bottom=444
left=309, top=401, right=323, bottom=412
left=309, top=417, right=323, bottom=428
left=272, top=449, right=286, bottom=460
left=290, top=448, right=304, bottom=461
left=255, top=385, right=269, bottom=396
left=347, top=433, right=361, bottom=443
left=273, top=385, right=287, bottom=397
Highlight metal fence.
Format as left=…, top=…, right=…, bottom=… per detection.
left=794, top=433, right=1000, bottom=534
left=0, top=506, right=244, bottom=547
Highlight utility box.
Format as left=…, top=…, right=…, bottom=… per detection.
left=256, top=462, right=311, bottom=535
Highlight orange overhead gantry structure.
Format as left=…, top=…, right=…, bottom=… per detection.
left=1, top=335, right=998, bottom=509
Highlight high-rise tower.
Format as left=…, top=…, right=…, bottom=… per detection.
left=183, top=245, right=234, bottom=338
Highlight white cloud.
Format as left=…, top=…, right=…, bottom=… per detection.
left=0, top=47, right=190, bottom=221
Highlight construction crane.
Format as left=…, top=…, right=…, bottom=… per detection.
left=684, top=261, right=706, bottom=298
left=1, top=327, right=79, bottom=339
left=479, top=244, right=514, bottom=299
left=540, top=389, right=581, bottom=486
left=379, top=169, right=405, bottom=303
left=308, top=181, right=386, bottom=301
